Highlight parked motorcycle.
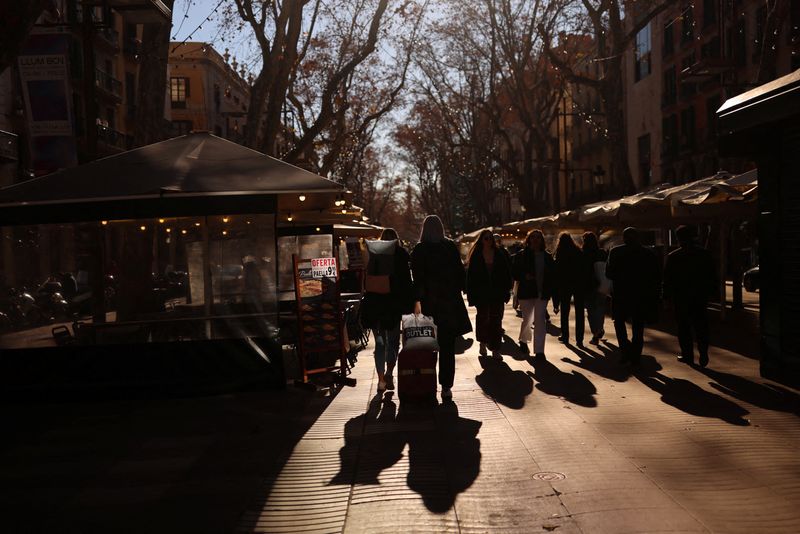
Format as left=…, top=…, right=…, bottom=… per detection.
left=34, top=279, right=71, bottom=322
left=7, top=287, right=42, bottom=327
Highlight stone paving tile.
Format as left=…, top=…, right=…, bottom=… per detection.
left=235, top=302, right=800, bottom=533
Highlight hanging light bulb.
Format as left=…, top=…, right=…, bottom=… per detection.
left=287, top=213, right=293, bottom=222
left=140, top=225, right=146, bottom=231
left=222, top=217, right=229, bottom=223
left=299, top=195, right=306, bottom=202
left=101, top=220, right=108, bottom=225
left=158, top=218, right=165, bottom=223
left=181, top=229, right=187, bottom=235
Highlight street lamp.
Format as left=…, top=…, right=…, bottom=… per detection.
left=593, top=165, right=606, bottom=200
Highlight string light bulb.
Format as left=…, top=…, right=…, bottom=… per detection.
left=299, top=195, right=306, bottom=201
left=287, top=213, right=293, bottom=222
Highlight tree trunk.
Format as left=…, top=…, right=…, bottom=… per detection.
left=132, top=0, right=175, bottom=147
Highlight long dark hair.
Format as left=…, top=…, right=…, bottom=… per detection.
left=582, top=231, right=599, bottom=252
left=468, top=229, right=496, bottom=265
left=555, top=232, right=580, bottom=259
left=524, top=229, right=546, bottom=252
left=419, top=215, right=445, bottom=243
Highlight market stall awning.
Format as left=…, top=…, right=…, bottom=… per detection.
left=672, top=169, right=758, bottom=220
left=0, top=132, right=346, bottom=225
left=334, top=223, right=384, bottom=238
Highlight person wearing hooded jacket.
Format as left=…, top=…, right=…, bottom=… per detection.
left=411, top=215, right=473, bottom=401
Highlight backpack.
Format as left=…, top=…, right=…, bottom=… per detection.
left=364, top=240, right=396, bottom=294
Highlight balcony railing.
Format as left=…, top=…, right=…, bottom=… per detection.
left=97, top=124, right=131, bottom=150
left=97, top=27, right=120, bottom=49
left=95, top=69, right=122, bottom=99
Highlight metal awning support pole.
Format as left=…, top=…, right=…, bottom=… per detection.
left=719, top=222, right=728, bottom=322
left=202, top=216, right=212, bottom=339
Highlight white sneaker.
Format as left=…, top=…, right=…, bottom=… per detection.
left=441, top=388, right=452, bottom=400
left=479, top=343, right=487, bottom=356
left=385, top=374, right=395, bottom=390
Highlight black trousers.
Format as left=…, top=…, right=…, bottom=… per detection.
left=475, top=301, right=505, bottom=350
left=560, top=291, right=585, bottom=343
left=438, top=327, right=456, bottom=389
left=614, top=317, right=644, bottom=360
left=675, top=300, right=709, bottom=361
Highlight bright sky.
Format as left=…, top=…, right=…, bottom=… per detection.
left=171, top=0, right=257, bottom=70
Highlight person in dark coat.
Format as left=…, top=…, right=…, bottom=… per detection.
left=467, top=229, right=513, bottom=360
left=605, top=227, right=661, bottom=364
left=581, top=232, right=609, bottom=345
left=554, top=233, right=589, bottom=346
left=412, top=215, right=472, bottom=401
left=663, top=225, right=716, bottom=367
left=361, top=228, right=413, bottom=391
left=512, top=229, right=558, bottom=360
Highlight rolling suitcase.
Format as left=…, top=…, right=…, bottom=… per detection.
left=397, top=348, right=437, bottom=403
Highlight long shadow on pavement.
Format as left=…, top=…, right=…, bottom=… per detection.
left=633, top=355, right=751, bottom=425
left=561, top=343, right=632, bottom=383
left=0, top=389, right=334, bottom=534
left=527, top=357, right=598, bottom=407
left=455, top=336, right=474, bottom=355
left=475, top=356, right=534, bottom=409
left=696, top=367, right=800, bottom=417
left=331, top=394, right=482, bottom=514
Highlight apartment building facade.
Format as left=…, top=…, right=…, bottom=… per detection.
left=167, top=42, right=250, bottom=143
left=624, top=0, right=800, bottom=188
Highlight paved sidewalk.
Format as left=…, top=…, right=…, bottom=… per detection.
left=239, top=303, right=800, bottom=534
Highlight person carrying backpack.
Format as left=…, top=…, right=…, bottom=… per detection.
left=360, top=228, right=413, bottom=391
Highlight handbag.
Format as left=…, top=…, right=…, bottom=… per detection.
left=594, top=261, right=612, bottom=296
left=401, top=313, right=439, bottom=351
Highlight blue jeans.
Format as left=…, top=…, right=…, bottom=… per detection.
left=374, top=326, right=400, bottom=376
left=585, top=291, right=607, bottom=335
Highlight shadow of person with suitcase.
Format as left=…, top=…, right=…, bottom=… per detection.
left=330, top=395, right=482, bottom=514
left=405, top=401, right=482, bottom=514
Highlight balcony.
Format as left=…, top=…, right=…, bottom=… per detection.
left=95, top=69, right=122, bottom=101
left=681, top=58, right=734, bottom=84
left=97, top=124, right=131, bottom=151
left=108, top=0, right=171, bottom=24
left=123, top=37, right=142, bottom=58
left=97, top=27, right=120, bottom=50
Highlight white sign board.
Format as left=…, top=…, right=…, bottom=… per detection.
left=311, top=257, right=337, bottom=279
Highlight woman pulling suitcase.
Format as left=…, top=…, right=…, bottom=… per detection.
left=411, top=215, right=473, bottom=401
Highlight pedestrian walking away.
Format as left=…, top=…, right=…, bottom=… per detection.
left=411, top=215, right=473, bottom=401
left=581, top=232, right=609, bottom=344
left=554, top=232, right=589, bottom=346
left=663, top=225, right=716, bottom=368
left=360, top=228, right=414, bottom=392
left=512, top=229, right=558, bottom=360
left=467, top=230, right=513, bottom=360
left=605, top=227, right=661, bottom=364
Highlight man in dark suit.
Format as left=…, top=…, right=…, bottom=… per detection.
left=663, top=225, right=716, bottom=367
left=605, top=227, right=661, bottom=364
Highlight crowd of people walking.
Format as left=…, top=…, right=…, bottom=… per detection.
left=360, top=215, right=717, bottom=401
